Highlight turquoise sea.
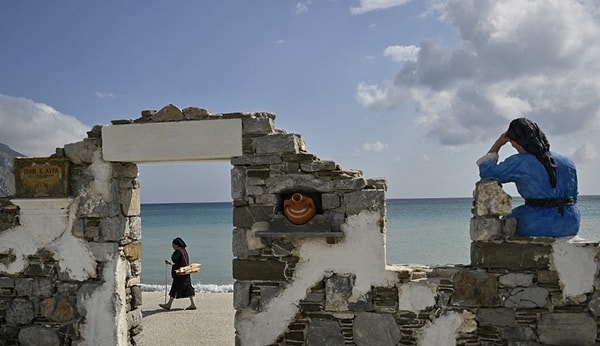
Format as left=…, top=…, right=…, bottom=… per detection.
left=140, top=196, right=600, bottom=293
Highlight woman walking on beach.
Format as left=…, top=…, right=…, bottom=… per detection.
left=477, top=117, right=580, bottom=237
left=159, top=237, right=197, bottom=310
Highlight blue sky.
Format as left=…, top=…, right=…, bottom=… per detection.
left=2, top=0, right=600, bottom=203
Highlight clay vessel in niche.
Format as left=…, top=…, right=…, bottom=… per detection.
left=283, top=193, right=316, bottom=225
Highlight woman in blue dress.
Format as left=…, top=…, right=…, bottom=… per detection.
left=477, top=118, right=580, bottom=237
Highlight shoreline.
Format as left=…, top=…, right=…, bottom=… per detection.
left=141, top=291, right=235, bottom=346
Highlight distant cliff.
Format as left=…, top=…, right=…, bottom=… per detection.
left=0, top=143, right=24, bottom=197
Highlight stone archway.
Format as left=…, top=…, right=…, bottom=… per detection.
left=2, top=104, right=599, bottom=346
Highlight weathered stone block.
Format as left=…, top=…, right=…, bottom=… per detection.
left=325, top=274, right=354, bottom=311
left=14, top=278, right=33, bottom=296
left=321, top=193, right=341, bottom=209
left=41, top=295, right=76, bottom=322
left=247, top=168, right=271, bottom=179
left=64, top=139, right=99, bottom=165
left=269, top=214, right=332, bottom=233
left=127, top=216, right=142, bottom=240
left=32, top=277, right=55, bottom=297
left=367, top=178, right=387, bottom=190
left=537, top=270, right=560, bottom=286
left=473, top=179, right=512, bottom=216
left=306, top=319, right=344, bottom=346
left=120, top=187, right=141, bottom=216
left=242, top=116, right=274, bottom=135
left=470, top=216, right=504, bottom=241
left=234, top=281, right=251, bottom=309
left=124, top=242, right=142, bottom=260
left=182, top=106, right=210, bottom=120
left=266, top=174, right=334, bottom=193
left=114, top=162, right=138, bottom=179
left=538, top=313, right=597, bottom=345
left=504, top=287, right=548, bottom=308
left=246, top=185, right=265, bottom=196
left=154, top=104, right=184, bottom=121
left=334, top=177, right=367, bottom=191
left=100, top=216, right=127, bottom=241
left=282, top=153, right=317, bottom=162
left=131, top=285, right=142, bottom=308
left=353, top=312, right=401, bottom=346
left=499, top=325, right=537, bottom=342
left=344, top=190, right=385, bottom=215
left=300, top=160, right=336, bottom=173
left=471, top=242, right=551, bottom=269
left=499, top=273, right=534, bottom=288
left=271, top=240, right=294, bottom=257
left=232, top=259, right=287, bottom=281
left=6, top=298, right=34, bottom=325
left=233, top=206, right=273, bottom=228
left=18, top=326, right=60, bottom=346
left=255, top=133, right=305, bottom=154
left=127, top=308, right=142, bottom=329
left=259, top=286, right=282, bottom=310
left=232, top=228, right=251, bottom=258
left=477, top=307, right=516, bottom=326
left=0, top=276, right=15, bottom=288
left=451, top=270, right=500, bottom=306
left=231, top=154, right=282, bottom=166
left=231, top=166, right=246, bottom=200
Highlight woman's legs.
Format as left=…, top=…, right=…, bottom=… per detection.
left=186, top=296, right=197, bottom=310
left=159, top=296, right=175, bottom=310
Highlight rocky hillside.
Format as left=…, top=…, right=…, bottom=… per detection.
left=0, top=143, right=24, bottom=197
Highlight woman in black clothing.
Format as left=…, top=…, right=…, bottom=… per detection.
left=159, top=237, right=197, bottom=310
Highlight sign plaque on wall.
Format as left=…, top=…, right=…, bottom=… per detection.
left=14, top=158, right=70, bottom=198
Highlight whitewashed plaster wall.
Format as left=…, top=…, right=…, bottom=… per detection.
left=236, top=210, right=400, bottom=346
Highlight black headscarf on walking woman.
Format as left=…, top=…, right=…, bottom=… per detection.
left=172, top=237, right=187, bottom=248
left=506, top=118, right=557, bottom=188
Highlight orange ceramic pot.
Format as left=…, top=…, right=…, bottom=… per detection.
left=283, top=193, right=316, bottom=225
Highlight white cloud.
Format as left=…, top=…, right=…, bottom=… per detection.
left=350, top=0, right=413, bottom=14
left=95, top=91, right=115, bottom=99
left=356, top=82, right=404, bottom=111
left=0, top=94, right=90, bottom=157
left=274, top=39, right=286, bottom=45
left=357, top=0, right=600, bottom=150
left=361, top=141, right=388, bottom=152
left=384, top=45, right=421, bottom=62
left=571, top=142, right=599, bottom=163
left=295, top=0, right=312, bottom=14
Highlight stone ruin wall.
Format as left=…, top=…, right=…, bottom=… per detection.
left=0, top=124, right=143, bottom=345
left=0, top=105, right=598, bottom=345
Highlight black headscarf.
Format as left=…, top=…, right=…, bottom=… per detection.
left=172, top=237, right=187, bottom=248
left=506, top=118, right=557, bottom=188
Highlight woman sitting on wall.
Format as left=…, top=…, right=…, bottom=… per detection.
left=477, top=117, right=580, bottom=237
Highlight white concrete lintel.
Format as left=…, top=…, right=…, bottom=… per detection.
left=101, top=119, right=242, bottom=163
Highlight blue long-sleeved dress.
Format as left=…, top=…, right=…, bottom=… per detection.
left=477, top=151, right=580, bottom=237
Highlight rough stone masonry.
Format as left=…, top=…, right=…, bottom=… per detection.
left=0, top=104, right=599, bottom=345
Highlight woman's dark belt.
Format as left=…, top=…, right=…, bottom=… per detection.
left=524, top=197, right=574, bottom=216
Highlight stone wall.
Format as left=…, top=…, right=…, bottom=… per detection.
left=229, top=115, right=600, bottom=345
left=0, top=127, right=143, bottom=345
left=1, top=104, right=598, bottom=345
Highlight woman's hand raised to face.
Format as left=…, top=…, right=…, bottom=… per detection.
left=490, top=132, right=510, bottom=153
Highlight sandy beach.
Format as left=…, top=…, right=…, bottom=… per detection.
left=141, top=292, right=235, bottom=346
